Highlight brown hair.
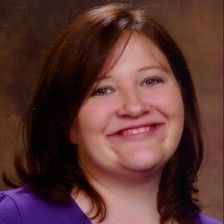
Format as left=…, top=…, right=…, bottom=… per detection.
left=11, top=3, right=203, bottom=224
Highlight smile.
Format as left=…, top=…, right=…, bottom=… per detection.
left=121, top=126, right=152, bottom=136
left=107, top=123, right=165, bottom=141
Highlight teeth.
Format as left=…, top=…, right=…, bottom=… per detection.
left=122, top=126, right=151, bottom=136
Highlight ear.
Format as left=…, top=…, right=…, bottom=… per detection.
left=69, top=122, right=78, bottom=145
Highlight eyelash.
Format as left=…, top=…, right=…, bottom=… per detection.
left=91, top=86, right=115, bottom=96
left=141, top=77, right=163, bottom=87
left=91, top=77, right=163, bottom=97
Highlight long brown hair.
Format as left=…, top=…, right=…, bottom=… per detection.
left=11, top=4, right=203, bottom=224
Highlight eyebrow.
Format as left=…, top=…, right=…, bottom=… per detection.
left=95, top=65, right=171, bottom=83
left=137, top=65, right=170, bottom=73
left=95, top=75, right=112, bottom=82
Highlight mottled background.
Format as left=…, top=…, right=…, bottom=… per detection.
left=0, top=0, right=223, bottom=221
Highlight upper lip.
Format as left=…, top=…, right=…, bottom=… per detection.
left=107, top=122, right=164, bottom=136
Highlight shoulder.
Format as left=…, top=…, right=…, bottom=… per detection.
left=0, top=188, right=23, bottom=223
left=0, top=187, right=85, bottom=224
left=199, top=214, right=223, bottom=224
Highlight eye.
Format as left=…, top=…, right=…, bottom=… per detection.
left=91, top=86, right=115, bottom=97
left=141, top=77, right=163, bottom=87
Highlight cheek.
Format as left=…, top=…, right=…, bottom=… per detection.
left=77, top=100, right=115, bottom=133
left=149, top=86, right=184, bottom=119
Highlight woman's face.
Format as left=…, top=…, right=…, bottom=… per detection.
left=70, top=34, right=184, bottom=179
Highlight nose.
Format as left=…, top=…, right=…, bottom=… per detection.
left=116, top=90, right=149, bottom=118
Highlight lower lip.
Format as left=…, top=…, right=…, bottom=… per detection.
left=107, top=124, right=165, bottom=142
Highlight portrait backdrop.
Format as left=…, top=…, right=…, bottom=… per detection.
left=0, top=0, right=223, bottom=220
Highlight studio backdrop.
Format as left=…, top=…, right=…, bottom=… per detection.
left=0, top=0, right=223, bottom=220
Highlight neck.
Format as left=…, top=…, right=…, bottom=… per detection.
left=91, top=169, right=160, bottom=202
left=73, top=169, right=163, bottom=224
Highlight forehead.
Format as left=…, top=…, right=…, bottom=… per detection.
left=98, top=32, right=172, bottom=77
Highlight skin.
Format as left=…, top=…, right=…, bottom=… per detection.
left=70, top=33, right=184, bottom=224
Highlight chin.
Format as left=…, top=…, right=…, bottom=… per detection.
left=118, top=151, right=168, bottom=174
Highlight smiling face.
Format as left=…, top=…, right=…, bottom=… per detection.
left=69, top=33, right=184, bottom=180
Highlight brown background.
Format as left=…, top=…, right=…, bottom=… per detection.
left=0, top=0, right=223, bottom=221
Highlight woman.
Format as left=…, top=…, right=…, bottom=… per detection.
left=0, top=3, right=222, bottom=224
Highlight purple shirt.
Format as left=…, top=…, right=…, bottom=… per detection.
left=0, top=188, right=222, bottom=224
